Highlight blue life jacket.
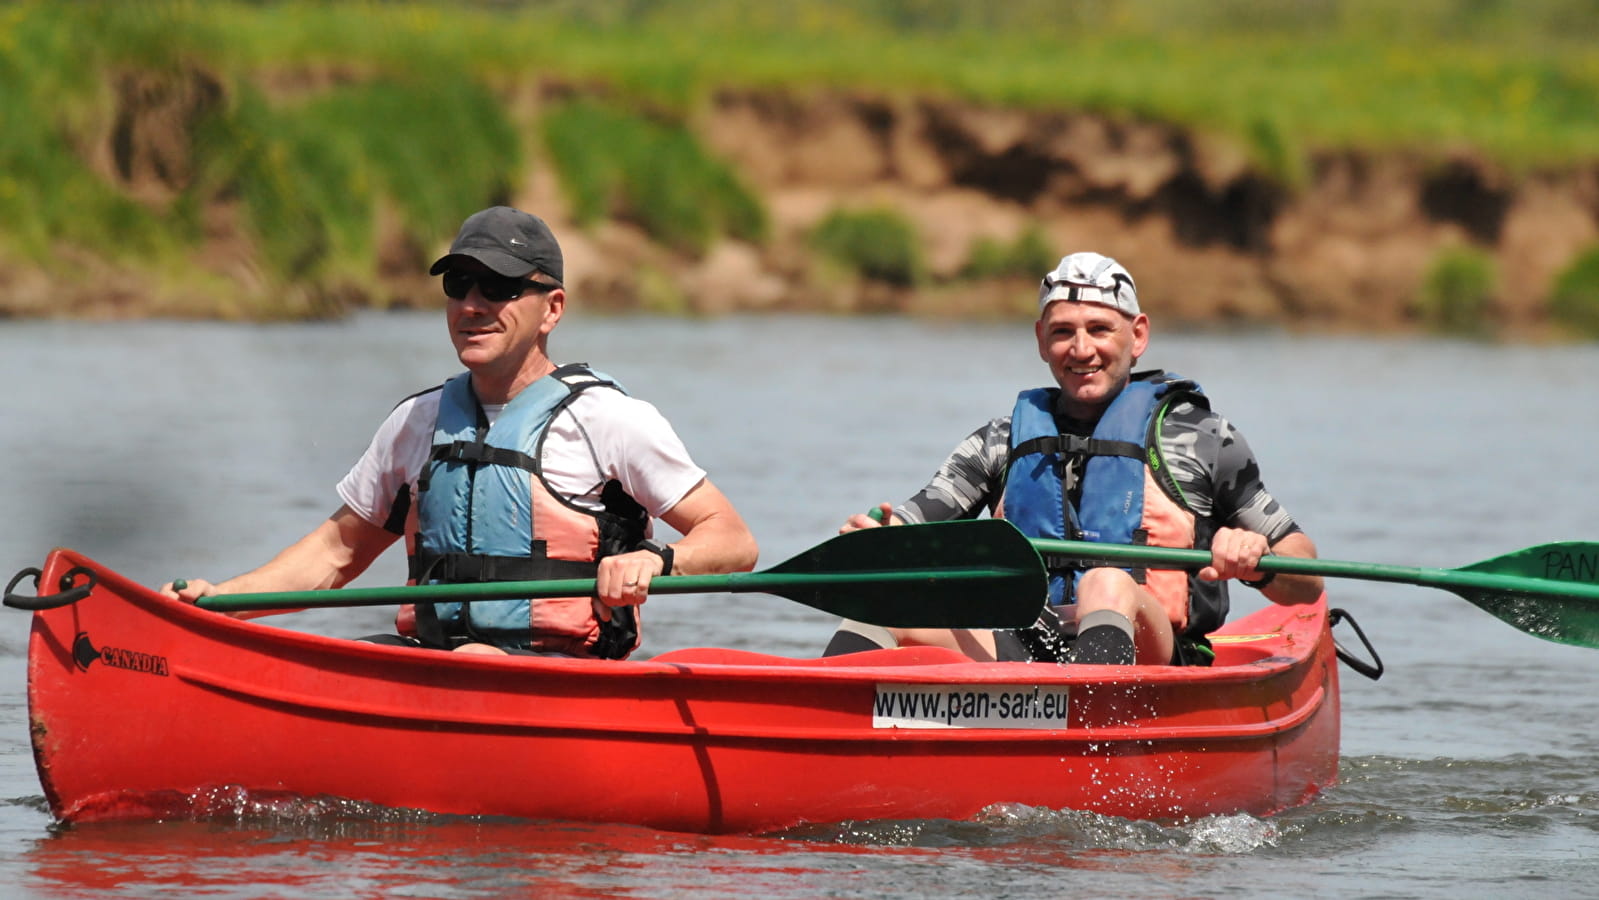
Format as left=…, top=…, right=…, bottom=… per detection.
left=408, top=365, right=648, bottom=657
left=1002, top=371, right=1210, bottom=625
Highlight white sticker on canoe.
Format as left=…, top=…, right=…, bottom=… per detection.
left=873, top=684, right=1069, bottom=729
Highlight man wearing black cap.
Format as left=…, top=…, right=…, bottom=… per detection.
left=825, top=251, right=1321, bottom=666
left=165, top=206, right=758, bottom=658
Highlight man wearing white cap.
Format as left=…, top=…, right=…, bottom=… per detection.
left=828, top=252, right=1322, bottom=666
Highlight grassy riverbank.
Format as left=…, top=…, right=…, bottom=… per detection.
left=78, top=1, right=1599, bottom=161
left=3, top=1, right=1598, bottom=324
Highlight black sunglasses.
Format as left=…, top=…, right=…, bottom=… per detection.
left=441, top=270, right=560, bottom=303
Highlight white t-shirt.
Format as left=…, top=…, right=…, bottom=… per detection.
left=336, top=382, right=708, bottom=530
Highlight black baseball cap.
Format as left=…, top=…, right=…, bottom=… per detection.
left=428, top=206, right=563, bottom=284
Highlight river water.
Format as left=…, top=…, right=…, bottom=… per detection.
left=2, top=310, right=1596, bottom=898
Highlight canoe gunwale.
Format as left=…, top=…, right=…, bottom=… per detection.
left=35, top=546, right=1324, bottom=687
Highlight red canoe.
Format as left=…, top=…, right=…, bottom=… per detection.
left=14, top=548, right=1340, bottom=833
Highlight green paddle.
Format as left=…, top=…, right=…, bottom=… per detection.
left=199, top=519, right=1047, bottom=629
left=1029, top=536, right=1599, bottom=649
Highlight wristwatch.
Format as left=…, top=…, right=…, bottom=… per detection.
left=640, top=539, right=675, bottom=576
left=1240, top=550, right=1276, bottom=589
left=1240, top=571, right=1277, bottom=589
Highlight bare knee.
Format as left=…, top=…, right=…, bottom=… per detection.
left=1075, top=568, right=1143, bottom=616
left=1073, top=568, right=1175, bottom=665
left=453, top=642, right=509, bottom=656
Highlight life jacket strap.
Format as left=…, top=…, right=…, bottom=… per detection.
left=429, top=440, right=539, bottom=472
left=409, top=550, right=599, bottom=584
left=1007, top=434, right=1144, bottom=468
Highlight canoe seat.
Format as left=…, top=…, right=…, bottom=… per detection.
left=650, top=645, right=974, bottom=668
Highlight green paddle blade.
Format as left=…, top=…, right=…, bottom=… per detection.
left=200, top=519, right=1046, bottom=629
left=752, top=518, right=1046, bottom=628
left=1028, top=535, right=1599, bottom=650
left=1450, top=542, right=1599, bottom=648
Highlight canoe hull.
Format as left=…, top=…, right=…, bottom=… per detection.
left=22, top=549, right=1339, bottom=833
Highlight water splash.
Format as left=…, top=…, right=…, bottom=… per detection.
left=775, top=801, right=1280, bottom=855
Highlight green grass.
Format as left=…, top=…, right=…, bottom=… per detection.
left=0, top=4, right=179, bottom=262
left=29, top=2, right=1599, bottom=166
left=0, top=2, right=525, bottom=307
left=4, top=0, right=1599, bottom=315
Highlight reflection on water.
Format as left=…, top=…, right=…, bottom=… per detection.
left=21, top=792, right=1286, bottom=900
left=3, top=312, right=1599, bottom=897
left=28, top=767, right=1596, bottom=900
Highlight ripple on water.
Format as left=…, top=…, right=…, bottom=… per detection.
left=774, top=801, right=1282, bottom=855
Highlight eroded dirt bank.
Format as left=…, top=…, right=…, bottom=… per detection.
left=10, top=76, right=1599, bottom=333
left=684, top=90, right=1599, bottom=331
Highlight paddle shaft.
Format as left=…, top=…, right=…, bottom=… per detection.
left=202, top=567, right=1025, bottom=611
left=195, top=519, right=1048, bottom=629
left=837, top=509, right=1598, bottom=646
left=1030, top=538, right=1599, bottom=601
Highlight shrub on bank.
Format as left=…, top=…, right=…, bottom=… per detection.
left=1419, top=245, right=1497, bottom=336
left=195, top=75, right=517, bottom=290
left=809, top=208, right=926, bottom=287
left=961, top=225, right=1056, bottom=280
left=542, top=101, right=766, bottom=256
left=1548, top=245, right=1599, bottom=338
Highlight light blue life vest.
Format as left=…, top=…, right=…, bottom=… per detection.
left=409, top=365, right=647, bottom=657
